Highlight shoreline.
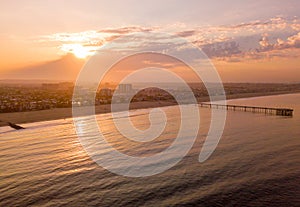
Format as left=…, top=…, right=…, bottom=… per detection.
left=1, top=90, right=299, bottom=127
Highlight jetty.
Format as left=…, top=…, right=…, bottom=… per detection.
left=0, top=120, right=25, bottom=130
left=199, top=103, right=293, bottom=117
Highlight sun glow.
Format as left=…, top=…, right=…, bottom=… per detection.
left=61, top=43, right=94, bottom=59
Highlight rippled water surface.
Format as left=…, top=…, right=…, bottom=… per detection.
left=1, top=94, right=299, bottom=206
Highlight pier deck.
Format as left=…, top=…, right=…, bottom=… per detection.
left=199, top=103, right=293, bottom=116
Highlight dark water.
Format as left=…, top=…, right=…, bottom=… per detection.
left=0, top=94, right=299, bottom=206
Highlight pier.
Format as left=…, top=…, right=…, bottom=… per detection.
left=199, top=103, right=293, bottom=117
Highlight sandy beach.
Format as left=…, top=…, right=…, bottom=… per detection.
left=1, top=90, right=299, bottom=127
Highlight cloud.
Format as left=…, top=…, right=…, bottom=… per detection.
left=291, top=20, right=300, bottom=31
left=201, top=41, right=241, bottom=58
left=259, top=33, right=272, bottom=48
left=176, top=30, right=197, bottom=38
left=211, top=30, right=300, bottom=63
left=176, top=16, right=300, bottom=45
left=42, top=30, right=105, bottom=43
left=286, top=32, right=300, bottom=48
left=33, top=16, right=300, bottom=61
left=98, top=26, right=154, bottom=34
left=186, top=17, right=300, bottom=61
left=258, top=32, right=300, bottom=52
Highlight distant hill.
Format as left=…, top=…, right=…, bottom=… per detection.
left=0, top=53, right=85, bottom=81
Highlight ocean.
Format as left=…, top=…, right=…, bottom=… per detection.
left=0, top=93, right=299, bottom=206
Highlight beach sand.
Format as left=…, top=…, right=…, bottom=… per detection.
left=1, top=90, right=299, bottom=127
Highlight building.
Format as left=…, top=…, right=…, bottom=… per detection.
left=99, top=88, right=112, bottom=96
left=117, top=84, right=133, bottom=94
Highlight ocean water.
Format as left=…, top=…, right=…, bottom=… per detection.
left=0, top=94, right=299, bottom=206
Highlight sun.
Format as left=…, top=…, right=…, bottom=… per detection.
left=72, top=44, right=90, bottom=59
left=61, top=43, right=92, bottom=59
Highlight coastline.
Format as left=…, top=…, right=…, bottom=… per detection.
left=1, top=90, right=300, bottom=127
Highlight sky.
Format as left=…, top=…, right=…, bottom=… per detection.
left=0, top=0, right=300, bottom=82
